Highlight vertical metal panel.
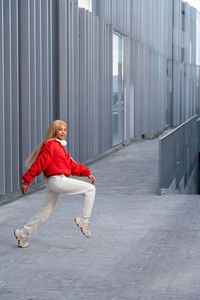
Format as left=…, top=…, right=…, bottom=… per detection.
left=68, top=0, right=75, bottom=158
left=149, top=50, right=155, bottom=137
left=168, top=0, right=173, bottom=59
left=126, top=0, right=130, bottom=35
left=93, top=14, right=99, bottom=157
left=68, top=0, right=80, bottom=161
left=30, top=0, right=37, bottom=153
left=91, top=14, right=96, bottom=156
left=157, top=0, right=161, bottom=52
left=48, top=0, right=53, bottom=121
left=142, top=46, right=148, bottom=135
left=87, top=11, right=92, bottom=160
left=35, top=1, right=42, bottom=184
left=141, top=0, right=145, bottom=44
left=51, top=0, right=59, bottom=120
left=126, top=37, right=131, bottom=140
left=0, top=0, right=5, bottom=195
left=41, top=0, right=50, bottom=135
left=149, top=0, right=153, bottom=49
left=118, top=0, right=123, bottom=30
left=108, top=24, right=113, bottom=148
left=74, top=0, right=80, bottom=161
left=129, top=38, right=135, bottom=139
left=111, top=0, right=117, bottom=30
left=11, top=0, right=20, bottom=192
left=98, top=19, right=105, bottom=153
left=19, top=0, right=31, bottom=175
left=106, top=23, right=112, bottom=150
left=58, top=0, right=68, bottom=122
left=134, top=41, right=143, bottom=138
left=4, top=0, right=12, bottom=193
left=79, top=8, right=87, bottom=162
left=35, top=0, right=43, bottom=150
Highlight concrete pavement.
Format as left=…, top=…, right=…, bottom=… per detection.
left=1, top=136, right=200, bottom=300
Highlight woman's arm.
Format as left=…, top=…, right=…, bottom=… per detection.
left=22, top=142, right=54, bottom=188
left=21, top=184, right=29, bottom=195
left=88, top=174, right=95, bottom=184
left=70, top=157, right=95, bottom=183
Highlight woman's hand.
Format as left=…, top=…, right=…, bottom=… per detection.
left=21, top=184, right=29, bottom=195
left=88, top=175, right=95, bottom=184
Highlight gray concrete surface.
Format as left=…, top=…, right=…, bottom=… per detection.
left=1, top=137, right=200, bottom=300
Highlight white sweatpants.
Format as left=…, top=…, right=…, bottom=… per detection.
left=23, top=175, right=96, bottom=235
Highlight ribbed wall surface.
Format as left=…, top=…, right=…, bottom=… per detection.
left=98, top=0, right=173, bottom=138
left=1, top=0, right=200, bottom=200
left=59, top=0, right=112, bottom=163
left=98, top=0, right=200, bottom=136
left=0, top=0, right=58, bottom=199
left=159, top=115, right=199, bottom=194
left=172, top=1, right=200, bottom=126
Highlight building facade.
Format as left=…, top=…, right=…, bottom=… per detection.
left=0, top=0, right=200, bottom=201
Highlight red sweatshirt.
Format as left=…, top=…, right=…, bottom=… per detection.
left=22, top=140, right=91, bottom=186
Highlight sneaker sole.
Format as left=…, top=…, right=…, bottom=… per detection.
left=14, top=230, right=19, bottom=243
left=74, top=218, right=91, bottom=238
left=14, top=230, right=22, bottom=247
left=14, top=230, right=29, bottom=248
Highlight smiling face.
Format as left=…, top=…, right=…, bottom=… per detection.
left=56, top=123, right=67, bottom=140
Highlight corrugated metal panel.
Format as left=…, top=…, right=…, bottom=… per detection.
left=78, top=9, right=86, bottom=161
left=4, top=0, right=12, bottom=193
left=66, top=4, right=112, bottom=163
left=68, top=0, right=79, bottom=160
left=172, top=0, right=200, bottom=126
left=159, top=115, right=199, bottom=194
left=58, top=0, right=69, bottom=122
left=0, top=0, right=6, bottom=195
left=142, top=46, right=149, bottom=136
left=129, top=38, right=135, bottom=140
left=0, top=0, right=58, bottom=200
left=92, top=0, right=198, bottom=134
left=97, top=0, right=175, bottom=138
left=11, top=0, right=20, bottom=193
left=19, top=0, right=55, bottom=183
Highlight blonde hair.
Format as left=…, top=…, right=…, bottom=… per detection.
left=25, top=120, right=67, bottom=167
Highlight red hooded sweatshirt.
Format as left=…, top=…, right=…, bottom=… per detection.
left=22, top=140, right=91, bottom=186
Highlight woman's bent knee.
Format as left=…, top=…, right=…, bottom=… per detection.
left=83, top=183, right=95, bottom=196
left=88, top=184, right=96, bottom=195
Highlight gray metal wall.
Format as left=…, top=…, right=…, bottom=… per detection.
left=99, top=0, right=173, bottom=139
left=172, top=1, right=200, bottom=126
left=98, top=0, right=200, bottom=137
left=159, top=115, right=199, bottom=194
left=58, top=0, right=113, bottom=164
left=0, top=0, right=59, bottom=199
left=1, top=0, right=200, bottom=201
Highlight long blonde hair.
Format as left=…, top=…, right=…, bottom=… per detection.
left=25, top=120, right=67, bottom=167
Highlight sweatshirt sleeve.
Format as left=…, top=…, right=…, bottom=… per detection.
left=22, top=142, right=54, bottom=186
left=70, top=157, right=91, bottom=177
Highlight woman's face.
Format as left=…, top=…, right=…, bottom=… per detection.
left=56, top=124, right=67, bottom=140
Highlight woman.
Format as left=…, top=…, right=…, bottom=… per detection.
left=14, top=120, right=96, bottom=248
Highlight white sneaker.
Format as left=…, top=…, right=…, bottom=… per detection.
left=14, top=229, right=29, bottom=248
left=74, top=217, right=91, bottom=238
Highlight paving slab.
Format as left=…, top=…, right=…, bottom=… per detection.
left=1, top=137, right=200, bottom=299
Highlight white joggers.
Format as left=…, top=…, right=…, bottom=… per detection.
left=23, top=175, right=96, bottom=236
